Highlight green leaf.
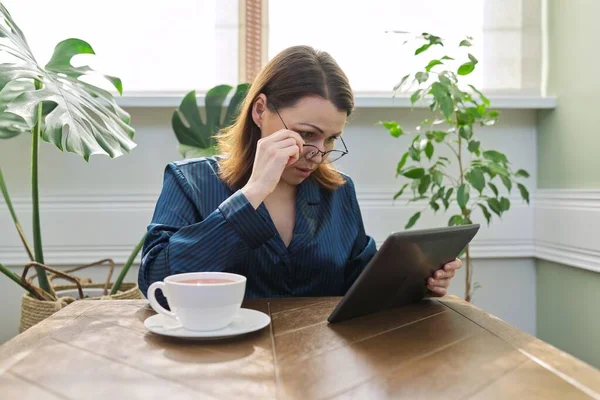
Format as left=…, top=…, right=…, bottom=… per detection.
left=415, top=44, right=431, bottom=55
left=0, top=80, right=32, bottom=139
left=487, top=198, right=503, bottom=217
left=488, top=182, right=499, bottom=197
left=515, top=169, right=530, bottom=178
left=425, top=60, right=443, bottom=72
left=457, top=184, right=470, bottom=209
left=205, top=84, right=233, bottom=143
left=501, top=175, right=513, bottom=192
left=459, top=125, right=473, bottom=140
left=425, top=141, right=434, bottom=159
left=460, top=39, right=472, bottom=47
left=449, top=215, right=464, bottom=226
left=430, top=82, right=454, bottom=118
left=518, top=183, right=530, bottom=204
left=172, top=83, right=249, bottom=155
left=406, top=212, right=421, bottom=229
left=468, top=84, right=490, bottom=106
left=458, top=62, right=475, bottom=76
left=468, top=140, right=480, bottom=153
left=409, top=145, right=421, bottom=161
left=478, top=204, right=492, bottom=225
left=416, top=71, right=429, bottom=83
left=500, top=196, right=511, bottom=211
left=418, top=175, right=431, bottom=195
left=422, top=33, right=443, bottom=45
left=223, top=82, right=250, bottom=127
left=429, top=130, right=447, bottom=143
left=441, top=56, right=455, bottom=60
left=488, top=162, right=510, bottom=177
left=172, top=90, right=208, bottom=148
left=396, top=152, right=410, bottom=175
left=393, top=183, right=409, bottom=200
left=410, top=89, right=423, bottom=104
left=178, top=144, right=216, bottom=158
left=483, top=150, right=508, bottom=165
left=445, top=187, right=454, bottom=201
left=468, top=54, right=479, bottom=64
left=409, top=195, right=428, bottom=203
left=394, top=74, right=411, bottom=91
left=383, top=121, right=404, bottom=137
left=432, top=170, right=443, bottom=186
left=403, top=168, right=425, bottom=179
left=466, top=168, right=486, bottom=194
left=430, top=200, right=440, bottom=212
left=2, top=34, right=136, bottom=159
left=439, top=156, right=450, bottom=163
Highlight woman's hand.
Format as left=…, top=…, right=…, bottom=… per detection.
left=241, top=129, right=304, bottom=208
left=427, top=258, right=462, bottom=297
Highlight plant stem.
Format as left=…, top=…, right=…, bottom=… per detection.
left=0, top=262, right=41, bottom=299
left=455, top=117, right=472, bottom=302
left=110, top=234, right=146, bottom=295
left=0, top=168, right=35, bottom=261
left=465, top=245, right=472, bottom=302
left=445, top=141, right=460, bottom=160
left=31, top=80, right=51, bottom=294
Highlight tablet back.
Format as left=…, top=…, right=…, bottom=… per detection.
left=327, top=224, right=480, bottom=323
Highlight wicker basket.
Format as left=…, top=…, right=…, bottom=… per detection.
left=18, top=260, right=143, bottom=332
left=19, top=282, right=142, bottom=332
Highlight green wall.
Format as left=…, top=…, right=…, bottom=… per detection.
left=536, top=0, right=600, bottom=369
left=538, top=0, right=600, bottom=188
left=537, top=261, right=600, bottom=368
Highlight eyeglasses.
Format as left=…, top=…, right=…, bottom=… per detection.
left=271, top=103, right=349, bottom=165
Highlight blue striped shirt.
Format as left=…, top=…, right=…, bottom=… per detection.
left=138, top=157, right=377, bottom=303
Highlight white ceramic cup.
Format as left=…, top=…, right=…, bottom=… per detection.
left=147, top=272, right=247, bottom=331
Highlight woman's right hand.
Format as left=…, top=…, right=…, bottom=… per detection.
left=241, top=130, right=304, bottom=208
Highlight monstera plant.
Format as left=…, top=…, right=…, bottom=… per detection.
left=172, top=83, right=250, bottom=158
left=0, top=3, right=137, bottom=298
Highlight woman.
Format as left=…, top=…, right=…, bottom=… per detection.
left=138, top=45, right=461, bottom=303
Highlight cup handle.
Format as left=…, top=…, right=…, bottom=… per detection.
left=148, top=282, right=177, bottom=320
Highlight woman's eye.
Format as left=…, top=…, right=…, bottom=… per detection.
left=326, top=136, right=339, bottom=143
left=300, top=132, right=314, bottom=139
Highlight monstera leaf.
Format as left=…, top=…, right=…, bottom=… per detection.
left=172, top=83, right=250, bottom=158
left=0, top=4, right=135, bottom=160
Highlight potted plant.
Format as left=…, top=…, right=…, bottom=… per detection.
left=0, top=3, right=144, bottom=331
left=172, top=83, right=250, bottom=157
left=380, top=33, right=531, bottom=302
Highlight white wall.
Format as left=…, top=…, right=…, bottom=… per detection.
left=0, top=107, right=538, bottom=343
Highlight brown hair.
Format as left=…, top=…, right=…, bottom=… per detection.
left=217, top=45, right=354, bottom=191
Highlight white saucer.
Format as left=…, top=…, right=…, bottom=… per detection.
left=144, top=308, right=271, bottom=340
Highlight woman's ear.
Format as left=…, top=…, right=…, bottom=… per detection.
left=251, top=94, right=267, bottom=129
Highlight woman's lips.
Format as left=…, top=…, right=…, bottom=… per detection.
left=295, top=167, right=313, bottom=176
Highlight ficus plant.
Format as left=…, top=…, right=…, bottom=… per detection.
left=381, top=33, right=531, bottom=302
left=0, top=3, right=140, bottom=299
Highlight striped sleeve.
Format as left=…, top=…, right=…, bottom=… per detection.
left=138, top=163, right=275, bottom=298
left=342, top=176, right=377, bottom=293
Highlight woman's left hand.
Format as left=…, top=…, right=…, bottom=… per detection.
left=427, top=258, right=462, bottom=297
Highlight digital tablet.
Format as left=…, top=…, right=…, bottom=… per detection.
left=327, top=224, right=480, bottom=323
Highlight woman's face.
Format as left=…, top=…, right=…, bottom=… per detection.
left=252, top=95, right=347, bottom=186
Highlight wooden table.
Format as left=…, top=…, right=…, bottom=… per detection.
left=1, top=296, right=599, bottom=400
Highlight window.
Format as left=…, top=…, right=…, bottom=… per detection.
left=269, top=0, right=541, bottom=93
left=3, top=0, right=240, bottom=93
left=4, top=0, right=541, bottom=94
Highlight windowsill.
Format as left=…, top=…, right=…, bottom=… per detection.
left=114, top=90, right=557, bottom=110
